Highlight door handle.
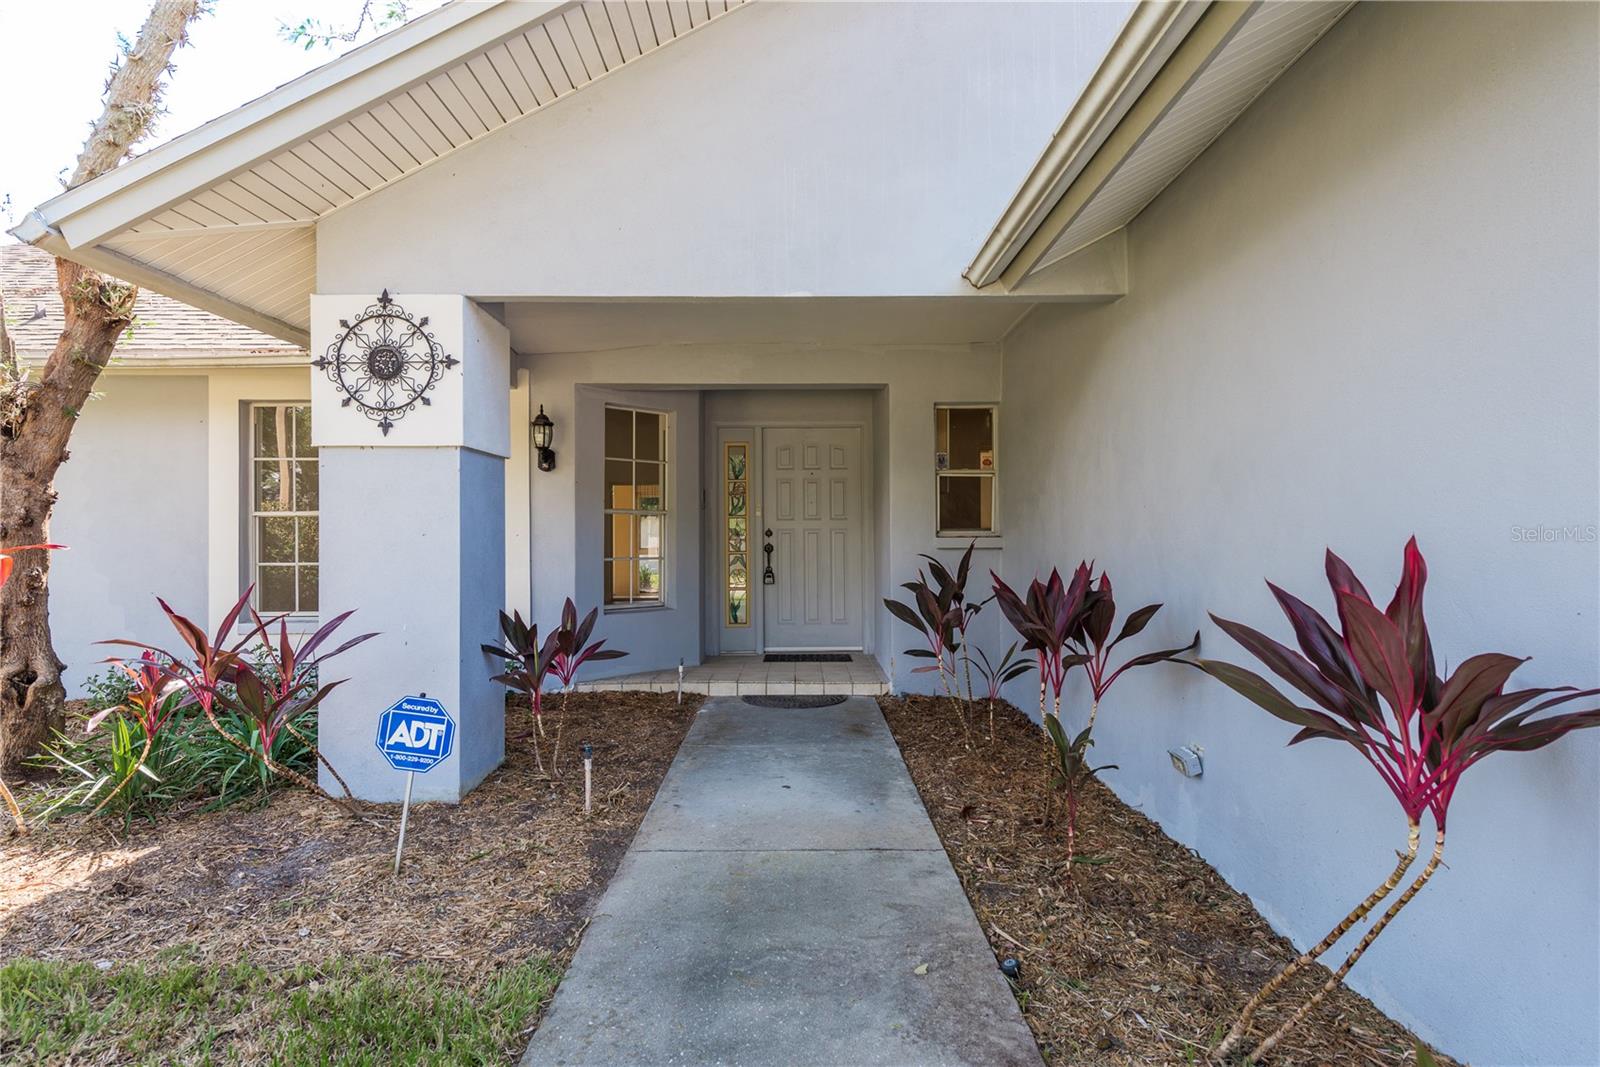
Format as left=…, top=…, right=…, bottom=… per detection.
left=762, top=532, right=775, bottom=585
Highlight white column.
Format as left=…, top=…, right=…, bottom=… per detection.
left=310, top=294, right=510, bottom=802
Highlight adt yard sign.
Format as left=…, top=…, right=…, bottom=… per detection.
left=377, top=695, right=455, bottom=773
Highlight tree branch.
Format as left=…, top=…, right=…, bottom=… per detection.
left=70, top=0, right=206, bottom=189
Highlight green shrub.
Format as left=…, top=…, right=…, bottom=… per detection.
left=29, top=701, right=318, bottom=824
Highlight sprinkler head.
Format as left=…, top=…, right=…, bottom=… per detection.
left=999, top=958, right=1020, bottom=980
left=581, top=742, right=593, bottom=761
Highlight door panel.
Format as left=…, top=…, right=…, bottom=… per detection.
left=762, top=427, right=863, bottom=649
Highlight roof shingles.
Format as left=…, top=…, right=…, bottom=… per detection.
left=1, top=242, right=303, bottom=362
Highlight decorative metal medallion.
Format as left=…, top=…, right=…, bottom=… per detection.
left=312, top=290, right=459, bottom=435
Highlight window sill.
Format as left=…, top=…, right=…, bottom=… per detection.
left=935, top=534, right=1003, bottom=550
left=603, top=603, right=671, bottom=615
left=237, top=614, right=320, bottom=633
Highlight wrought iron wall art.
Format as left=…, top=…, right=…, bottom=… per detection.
left=313, top=291, right=459, bottom=436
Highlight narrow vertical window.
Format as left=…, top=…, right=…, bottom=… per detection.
left=603, top=406, right=668, bottom=606
left=725, top=442, right=749, bottom=626
left=935, top=405, right=997, bottom=535
left=250, top=403, right=319, bottom=614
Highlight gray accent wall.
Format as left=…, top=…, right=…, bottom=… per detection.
left=998, top=4, right=1599, bottom=1063
left=50, top=374, right=209, bottom=695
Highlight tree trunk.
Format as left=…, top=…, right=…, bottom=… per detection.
left=0, top=0, right=202, bottom=774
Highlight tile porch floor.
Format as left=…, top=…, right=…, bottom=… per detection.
left=574, top=653, right=889, bottom=697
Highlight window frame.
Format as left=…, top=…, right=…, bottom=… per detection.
left=246, top=401, right=319, bottom=619
left=602, top=404, right=670, bottom=610
left=934, top=403, right=1000, bottom=537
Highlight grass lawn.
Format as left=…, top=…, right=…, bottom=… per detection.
left=1, top=692, right=699, bottom=1065
left=2, top=952, right=560, bottom=1065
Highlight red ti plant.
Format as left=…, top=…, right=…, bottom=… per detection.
left=885, top=563, right=973, bottom=745
left=238, top=609, right=376, bottom=801
left=544, top=598, right=627, bottom=775
left=482, top=609, right=560, bottom=773
left=989, top=566, right=1094, bottom=723
left=1197, top=538, right=1600, bottom=1061
left=83, top=651, right=185, bottom=816
left=918, top=542, right=985, bottom=700
left=0, top=543, right=63, bottom=834
left=105, top=587, right=260, bottom=761
left=971, top=643, right=1034, bottom=742
left=1056, top=568, right=1196, bottom=872
left=106, top=588, right=374, bottom=808
left=1071, top=570, right=1199, bottom=732
left=990, top=566, right=1093, bottom=823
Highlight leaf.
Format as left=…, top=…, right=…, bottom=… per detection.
left=1427, top=652, right=1526, bottom=742
left=1384, top=536, right=1434, bottom=695
left=1338, top=592, right=1418, bottom=718
left=1194, top=659, right=1354, bottom=740
left=913, top=963, right=929, bottom=976
left=1111, top=603, right=1161, bottom=649
left=1211, top=614, right=1364, bottom=722
left=884, top=598, right=926, bottom=634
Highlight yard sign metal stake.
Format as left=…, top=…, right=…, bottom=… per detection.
left=375, top=693, right=456, bottom=875
left=394, top=770, right=416, bottom=874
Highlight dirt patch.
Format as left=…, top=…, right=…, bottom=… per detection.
left=1, top=692, right=700, bottom=980
left=879, top=695, right=1450, bottom=1066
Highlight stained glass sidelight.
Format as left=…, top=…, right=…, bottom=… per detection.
left=725, top=442, right=750, bottom=626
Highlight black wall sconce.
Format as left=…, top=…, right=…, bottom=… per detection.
left=533, top=405, right=556, bottom=472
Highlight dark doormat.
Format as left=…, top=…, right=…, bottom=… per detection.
left=743, top=695, right=849, bottom=709
left=762, top=653, right=853, bottom=663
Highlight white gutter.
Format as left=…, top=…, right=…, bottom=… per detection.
left=963, top=0, right=1210, bottom=289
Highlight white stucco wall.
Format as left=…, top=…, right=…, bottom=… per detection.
left=317, top=0, right=1134, bottom=298
left=520, top=344, right=1004, bottom=683
left=998, top=4, right=1599, bottom=1063
left=50, top=374, right=210, bottom=694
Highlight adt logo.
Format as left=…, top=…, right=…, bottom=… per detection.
left=376, top=696, right=456, bottom=773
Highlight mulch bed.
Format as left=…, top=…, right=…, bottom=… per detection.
left=879, top=695, right=1450, bottom=1066
left=1, top=691, right=698, bottom=983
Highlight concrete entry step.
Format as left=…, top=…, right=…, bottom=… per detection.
left=521, top=697, right=1042, bottom=1067
left=574, top=654, right=890, bottom=697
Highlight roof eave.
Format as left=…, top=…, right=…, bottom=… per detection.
left=15, top=215, right=311, bottom=345
left=964, top=0, right=1212, bottom=290
left=16, top=0, right=558, bottom=252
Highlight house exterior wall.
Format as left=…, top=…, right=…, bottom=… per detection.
left=316, top=0, right=1133, bottom=299
left=50, top=374, right=210, bottom=694
left=998, top=3, right=1599, bottom=1063
left=520, top=344, right=1005, bottom=683
left=48, top=363, right=533, bottom=704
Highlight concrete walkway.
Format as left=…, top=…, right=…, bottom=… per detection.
left=521, top=696, right=1042, bottom=1067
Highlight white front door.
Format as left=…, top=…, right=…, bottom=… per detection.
left=762, top=427, right=863, bottom=649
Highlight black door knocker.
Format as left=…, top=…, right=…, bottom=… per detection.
left=762, top=529, right=776, bottom=585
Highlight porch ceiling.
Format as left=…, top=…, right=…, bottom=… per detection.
left=503, top=298, right=1034, bottom=353
left=10, top=0, right=748, bottom=346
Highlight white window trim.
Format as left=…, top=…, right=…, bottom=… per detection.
left=246, top=401, right=319, bottom=621
left=935, top=403, right=1001, bottom=538
left=602, top=404, right=670, bottom=610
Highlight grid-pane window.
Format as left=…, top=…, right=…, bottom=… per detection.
left=935, top=405, right=997, bottom=535
left=603, top=406, right=667, bottom=606
left=250, top=403, right=318, bottom=614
